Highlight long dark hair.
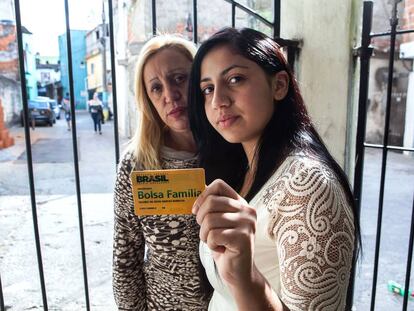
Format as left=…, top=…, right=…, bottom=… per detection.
left=188, top=27, right=360, bottom=256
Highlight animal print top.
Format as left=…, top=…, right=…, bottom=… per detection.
left=113, top=149, right=211, bottom=310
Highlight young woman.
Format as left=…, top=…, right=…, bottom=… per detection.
left=188, top=28, right=359, bottom=311
left=112, top=35, right=211, bottom=310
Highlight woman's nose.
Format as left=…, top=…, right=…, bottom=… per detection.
left=164, top=85, right=181, bottom=104
left=211, top=87, right=230, bottom=109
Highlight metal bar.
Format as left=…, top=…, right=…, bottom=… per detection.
left=108, top=0, right=120, bottom=165
left=371, top=28, right=414, bottom=38
left=152, top=0, right=156, bottom=35
left=0, top=274, right=4, bottom=311
left=364, top=143, right=414, bottom=153
left=349, top=1, right=374, bottom=308
left=13, top=0, right=48, bottom=309
left=273, top=0, right=281, bottom=38
left=222, top=0, right=273, bottom=28
left=193, top=0, right=197, bottom=44
left=232, top=1, right=236, bottom=28
left=286, top=46, right=296, bottom=70
left=402, top=196, right=414, bottom=310
left=63, top=0, right=90, bottom=309
left=370, top=2, right=400, bottom=310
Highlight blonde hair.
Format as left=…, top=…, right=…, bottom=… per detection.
left=128, top=35, right=196, bottom=169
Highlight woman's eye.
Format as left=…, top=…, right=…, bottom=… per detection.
left=174, top=74, right=186, bottom=84
left=229, top=76, right=243, bottom=84
left=201, top=86, right=213, bottom=96
left=151, top=84, right=162, bottom=93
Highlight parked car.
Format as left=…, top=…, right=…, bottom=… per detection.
left=20, top=99, right=55, bottom=127
left=37, top=96, right=60, bottom=120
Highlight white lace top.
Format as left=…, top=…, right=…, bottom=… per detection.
left=200, top=155, right=355, bottom=311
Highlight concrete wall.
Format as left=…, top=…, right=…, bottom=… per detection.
left=0, top=0, right=14, bottom=21
left=0, top=76, right=21, bottom=125
left=281, top=0, right=359, bottom=170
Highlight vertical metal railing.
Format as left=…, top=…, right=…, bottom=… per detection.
left=231, top=1, right=236, bottom=28
left=353, top=1, right=414, bottom=310
left=273, top=0, right=280, bottom=38
left=108, top=0, right=120, bottom=165
left=350, top=1, right=373, bottom=307
left=13, top=0, right=49, bottom=309
left=0, top=274, right=5, bottom=311
left=152, top=0, right=157, bottom=35
left=63, top=0, right=90, bottom=309
left=403, top=196, right=414, bottom=310
left=369, top=2, right=399, bottom=310
left=193, top=0, right=198, bottom=44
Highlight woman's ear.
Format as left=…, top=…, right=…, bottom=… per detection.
left=272, top=71, right=289, bottom=101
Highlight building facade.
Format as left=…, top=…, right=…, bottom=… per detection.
left=36, top=55, right=62, bottom=100
left=85, top=23, right=111, bottom=101
left=58, top=30, right=87, bottom=109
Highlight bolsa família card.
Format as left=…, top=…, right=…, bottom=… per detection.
left=130, top=168, right=205, bottom=216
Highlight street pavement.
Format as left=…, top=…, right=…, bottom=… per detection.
left=0, top=111, right=126, bottom=310
left=0, top=111, right=414, bottom=310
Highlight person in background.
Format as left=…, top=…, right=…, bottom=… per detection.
left=112, top=34, right=211, bottom=310
left=62, top=93, right=71, bottom=131
left=188, top=27, right=360, bottom=311
left=88, top=92, right=103, bottom=135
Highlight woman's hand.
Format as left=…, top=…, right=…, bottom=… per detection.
left=192, top=179, right=257, bottom=287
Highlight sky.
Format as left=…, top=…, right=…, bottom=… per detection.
left=20, top=0, right=104, bottom=56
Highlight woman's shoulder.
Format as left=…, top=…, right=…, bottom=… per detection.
left=273, top=154, right=337, bottom=183
left=261, top=154, right=348, bottom=211
left=117, top=151, right=140, bottom=173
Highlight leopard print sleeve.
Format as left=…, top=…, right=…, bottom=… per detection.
left=264, top=157, right=355, bottom=311
left=113, top=153, right=147, bottom=310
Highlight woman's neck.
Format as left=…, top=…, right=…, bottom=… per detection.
left=165, top=129, right=196, bottom=153
left=240, top=140, right=259, bottom=198
left=242, top=140, right=258, bottom=172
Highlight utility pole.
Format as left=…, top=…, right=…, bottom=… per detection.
left=101, top=0, right=107, bottom=100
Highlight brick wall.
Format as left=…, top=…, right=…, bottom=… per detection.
left=0, top=22, right=18, bottom=80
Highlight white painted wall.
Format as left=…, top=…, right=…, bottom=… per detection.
left=0, top=76, right=21, bottom=125
left=281, top=0, right=360, bottom=170
left=114, top=0, right=130, bottom=139
left=0, top=0, right=14, bottom=20
left=404, top=71, right=414, bottom=154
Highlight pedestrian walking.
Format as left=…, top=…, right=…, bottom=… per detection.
left=88, top=92, right=103, bottom=135
left=62, top=93, right=71, bottom=131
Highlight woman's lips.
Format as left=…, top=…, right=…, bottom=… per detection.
left=217, top=115, right=239, bottom=128
left=168, top=106, right=186, bottom=118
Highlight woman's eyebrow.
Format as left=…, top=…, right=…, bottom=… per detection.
left=200, top=64, right=248, bottom=83
left=148, top=67, right=188, bottom=83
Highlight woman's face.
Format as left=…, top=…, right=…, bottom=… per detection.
left=143, top=47, right=192, bottom=134
left=200, top=45, right=277, bottom=148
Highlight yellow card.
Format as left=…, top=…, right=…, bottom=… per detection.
left=130, top=168, right=205, bottom=216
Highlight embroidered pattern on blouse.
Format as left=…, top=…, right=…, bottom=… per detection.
left=112, top=152, right=210, bottom=310
left=264, top=157, right=355, bottom=311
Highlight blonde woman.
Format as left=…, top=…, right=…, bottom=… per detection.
left=112, top=35, right=211, bottom=310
